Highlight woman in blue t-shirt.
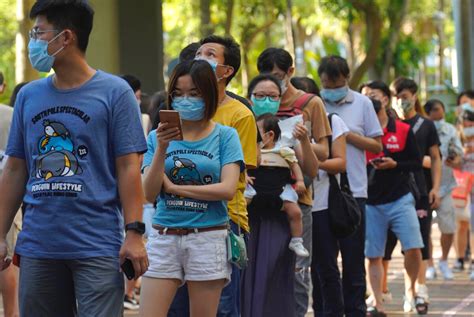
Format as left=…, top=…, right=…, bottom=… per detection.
left=140, top=60, right=244, bottom=317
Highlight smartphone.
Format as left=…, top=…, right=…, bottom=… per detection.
left=121, top=258, right=135, bottom=280
left=370, top=157, right=384, bottom=164
left=159, top=110, right=183, bottom=140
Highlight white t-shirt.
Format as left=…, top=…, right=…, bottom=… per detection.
left=325, top=90, right=383, bottom=198
left=312, top=114, right=349, bottom=212
left=0, top=104, right=13, bottom=172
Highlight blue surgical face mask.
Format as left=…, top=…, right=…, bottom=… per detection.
left=194, top=57, right=224, bottom=81
left=433, top=119, right=444, bottom=130
left=28, top=31, right=65, bottom=72
left=461, top=102, right=473, bottom=112
left=320, top=86, right=349, bottom=103
left=251, top=96, right=280, bottom=117
left=171, top=97, right=206, bottom=121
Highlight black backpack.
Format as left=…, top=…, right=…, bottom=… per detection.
left=327, top=113, right=361, bottom=239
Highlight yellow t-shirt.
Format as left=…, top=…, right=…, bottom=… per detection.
left=213, top=98, right=257, bottom=232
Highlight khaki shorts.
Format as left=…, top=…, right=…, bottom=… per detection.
left=436, top=195, right=456, bottom=234
left=6, top=211, right=22, bottom=258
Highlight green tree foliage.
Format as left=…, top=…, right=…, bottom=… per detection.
left=0, top=0, right=17, bottom=105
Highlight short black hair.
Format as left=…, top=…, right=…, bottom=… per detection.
left=370, top=98, right=382, bottom=114
left=291, top=77, right=320, bottom=96
left=257, top=48, right=293, bottom=73
left=366, top=80, right=391, bottom=98
left=317, top=56, right=350, bottom=81
left=392, top=77, right=418, bottom=95
left=167, top=60, right=219, bottom=121
left=256, top=113, right=281, bottom=141
left=0, top=72, right=4, bottom=85
left=120, top=74, right=141, bottom=93
left=179, top=42, right=200, bottom=62
left=247, top=73, right=282, bottom=99
left=30, top=0, right=94, bottom=53
left=200, top=35, right=241, bottom=84
left=9, top=82, right=29, bottom=107
left=457, top=90, right=474, bottom=105
left=424, top=99, right=445, bottom=114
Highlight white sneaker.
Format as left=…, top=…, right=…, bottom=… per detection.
left=403, top=295, right=414, bottom=313
left=452, top=259, right=464, bottom=272
left=289, top=238, right=309, bottom=257
left=438, top=260, right=454, bottom=280
left=382, top=290, right=393, bottom=304
left=425, top=266, right=437, bottom=280
left=417, top=284, right=430, bottom=303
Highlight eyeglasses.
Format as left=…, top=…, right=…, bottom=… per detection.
left=170, top=90, right=202, bottom=100
left=29, top=29, right=59, bottom=40
left=252, top=93, right=280, bottom=102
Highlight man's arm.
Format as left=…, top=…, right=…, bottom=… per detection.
left=428, top=144, right=442, bottom=209
left=116, top=153, right=148, bottom=280
left=346, top=133, right=383, bottom=154
left=0, top=157, right=27, bottom=265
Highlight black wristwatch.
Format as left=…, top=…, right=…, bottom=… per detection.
left=125, top=221, right=146, bottom=235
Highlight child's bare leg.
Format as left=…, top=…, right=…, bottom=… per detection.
left=283, top=201, right=303, bottom=237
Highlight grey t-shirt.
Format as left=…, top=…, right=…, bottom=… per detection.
left=325, top=90, right=383, bottom=198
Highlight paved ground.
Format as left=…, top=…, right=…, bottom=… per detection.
left=0, top=226, right=471, bottom=316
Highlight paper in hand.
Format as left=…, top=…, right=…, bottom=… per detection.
left=277, top=115, right=303, bottom=148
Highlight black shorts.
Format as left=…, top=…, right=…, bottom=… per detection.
left=383, top=210, right=432, bottom=261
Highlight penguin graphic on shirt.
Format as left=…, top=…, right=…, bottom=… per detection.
left=39, top=120, right=74, bottom=154
left=34, top=120, right=82, bottom=180
left=170, top=157, right=202, bottom=186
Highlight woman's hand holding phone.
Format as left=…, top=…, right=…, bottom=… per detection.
left=156, top=122, right=182, bottom=149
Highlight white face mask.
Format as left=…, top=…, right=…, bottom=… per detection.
left=279, top=76, right=288, bottom=95
left=464, top=126, right=474, bottom=137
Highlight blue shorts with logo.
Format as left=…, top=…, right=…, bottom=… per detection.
left=365, top=193, right=424, bottom=258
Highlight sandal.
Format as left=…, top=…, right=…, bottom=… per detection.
left=366, top=306, right=387, bottom=317
left=415, top=296, right=429, bottom=315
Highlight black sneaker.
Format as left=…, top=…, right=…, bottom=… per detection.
left=452, top=259, right=464, bottom=272
left=124, top=295, right=139, bottom=310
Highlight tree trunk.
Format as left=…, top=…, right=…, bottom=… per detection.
left=156, top=0, right=165, bottom=91
left=295, top=18, right=307, bottom=75
left=200, top=0, right=213, bottom=38
left=240, top=19, right=276, bottom=91
left=285, top=0, right=296, bottom=60
left=435, top=0, right=445, bottom=86
left=381, top=0, right=410, bottom=83
left=16, top=0, right=39, bottom=83
left=224, top=0, right=234, bottom=36
left=348, top=0, right=383, bottom=89
left=346, top=8, right=356, bottom=70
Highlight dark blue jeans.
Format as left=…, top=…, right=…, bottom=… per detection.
left=311, top=209, right=344, bottom=317
left=168, top=221, right=247, bottom=317
left=338, top=198, right=367, bottom=317
left=19, top=256, right=124, bottom=317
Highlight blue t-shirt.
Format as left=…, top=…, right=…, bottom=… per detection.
left=142, top=124, right=244, bottom=228
left=6, top=70, right=147, bottom=259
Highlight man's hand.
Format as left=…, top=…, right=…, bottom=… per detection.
left=0, top=239, right=11, bottom=271
left=445, top=156, right=462, bottom=169
left=119, top=232, right=148, bottom=280
left=372, top=157, right=397, bottom=170
left=429, top=189, right=440, bottom=209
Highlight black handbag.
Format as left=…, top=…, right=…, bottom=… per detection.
left=326, top=113, right=361, bottom=239
left=327, top=172, right=361, bottom=239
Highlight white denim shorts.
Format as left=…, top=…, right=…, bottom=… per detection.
left=144, top=228, right=231, bottom=285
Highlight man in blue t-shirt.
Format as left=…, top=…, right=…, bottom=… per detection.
left=0, top=2, right=148, bottom=316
